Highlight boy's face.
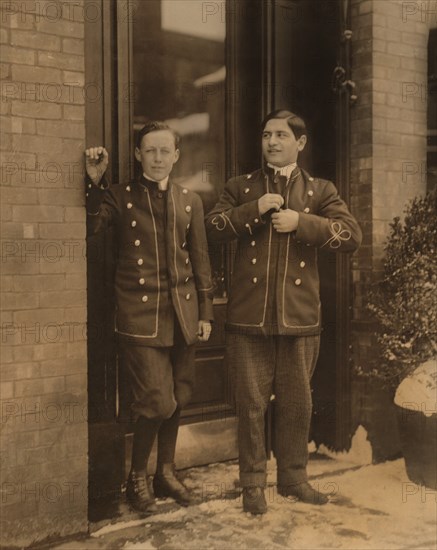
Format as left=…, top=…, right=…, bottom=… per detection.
left=135, top=130, right=180, bottom=181
left=261, top=118, right=307, bottom=167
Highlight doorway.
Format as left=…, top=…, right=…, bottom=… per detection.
left=85, top=0, right=351, bottom=522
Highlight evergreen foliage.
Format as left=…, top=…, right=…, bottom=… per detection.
left=367, top=192, right=437, bottom=387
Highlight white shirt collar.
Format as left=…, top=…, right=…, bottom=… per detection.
left=267, top=162, right=297, bottom=180
left=143, top=173, right=169, bottom=190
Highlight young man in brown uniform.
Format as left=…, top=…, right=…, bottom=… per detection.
left=85, top=122, right=213, bottom=514
left=205, top=110, right=362, bottom=514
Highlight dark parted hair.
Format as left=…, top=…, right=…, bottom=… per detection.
left=261, top=110, right=307, bottom=139
left=136, top=121, right=180, bottom=149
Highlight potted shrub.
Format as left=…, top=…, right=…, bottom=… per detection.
left=366, top=191, right=437, bottom=489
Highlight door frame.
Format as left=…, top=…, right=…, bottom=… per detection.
left=84, top=0, right=355, bottom=522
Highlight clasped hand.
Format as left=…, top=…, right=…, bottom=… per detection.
left=271, top=209, right=299, bottom=233
left=258, top=193, right=299, bottom=233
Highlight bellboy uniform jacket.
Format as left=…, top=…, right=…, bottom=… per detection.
left=86, top=176, right=214, bottom=346
left=205, top=166, right=362, bottom=336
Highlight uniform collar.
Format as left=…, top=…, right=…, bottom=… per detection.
left=139, top=174, right=170, bottom=192
left=142, top=173, right=169, bottom=190
left=266, top=162, right=297, bottom=179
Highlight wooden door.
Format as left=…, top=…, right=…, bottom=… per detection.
left=86, top=0, right=242, bottom=521
left=271, top=0, right=354, bottom=450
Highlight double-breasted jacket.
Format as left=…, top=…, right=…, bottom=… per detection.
left=87, top=177, right=214, bottom=346
left=205, top=166, right=362, bottom=336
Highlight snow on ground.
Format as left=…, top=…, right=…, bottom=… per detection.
left=318, top=425, right=373, bottom=465
left=75, top=458, right=436, bottom=550
left=394, top=359, right=437, bottom=414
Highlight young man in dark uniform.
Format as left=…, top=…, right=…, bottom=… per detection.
left=85, top=122, right=213, bottom=514
left=205, top=110, right=362, bottom=514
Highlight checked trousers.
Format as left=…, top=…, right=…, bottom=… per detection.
left=226, top=333, right=320, bottom=488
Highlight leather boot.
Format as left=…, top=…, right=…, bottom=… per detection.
left=126, top=470, right=158, bottom=514
left=242, top=487, right=267, bottom=515
left=153, top=463, right=196, bottom=506
left=278, top=481, right=329, bottom=505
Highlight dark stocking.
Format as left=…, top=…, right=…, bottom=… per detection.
left=157, top=407, right=181, bottom=466
left=130, top=416, right=162, bottom=474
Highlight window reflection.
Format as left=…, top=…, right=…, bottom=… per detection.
left=132, top=0, right=226, bottom=298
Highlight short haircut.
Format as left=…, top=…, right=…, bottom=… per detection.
left=261, top=110, right=307, bottom=139
left=136, top=121, right=180, bottom=149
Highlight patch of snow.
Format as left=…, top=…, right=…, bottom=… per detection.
left=194, top=66, right=226, bottom=87
left=91, top=518, right=148, bottom=538
left=88, top=458, right=436, bottom=550
left=394, top=358, right=437, bottom=416
left=124, top=539, right=156, bottom=550
left=318, top=425, right=372, bottom=465
left=165, top=113, right=209, bottom=136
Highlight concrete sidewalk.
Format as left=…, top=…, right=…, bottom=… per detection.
left=49, top=455, right=437, bottom=550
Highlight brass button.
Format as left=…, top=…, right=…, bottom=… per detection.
left=127, top=202, right=133, bottom=209
left=304, top=207, right=310, bottom=213
left=309, top=176, right=314, bottom=182
left=88, top=183, right=92, bottom=189
left=186, top=223, right=190, bottom=230
left=142, top=295, right=148, bottom=302
left=126, top=185, right=131, bottom=192
left=247, top=174, right=252, bottom=179
left=181, top=242, right=187, bottom=249
left=245, top=223, right=250, bottom=228
left=251, top=241, right=256, bottom=247
left=251, top=258, right=257, bottom=265
left=244, top=187, right=250, bottom=194
left=157, top=192, right=163, bottom=199
left=254, top=218, right=259, bottom=223
left=85, top=192, right=89, bottom=197
left=308, top=190, right=314, bottom=197
left=300, top=261, right=306, bottom=268
left=137, top=259, right=143, bottom=266
left=295, top=278, right=302, bottom=286
left=185, top=258, right=189, bottom=265
left=131, top=220, right=137, bottom=227
left=252, top=277, right=258, bottom=284
left=139, top=278, right=145, bottom=285
left=185, top=293, right=191, bottom=300
left=185, top=205, right=191, bottom=213
left=185, top=276, right=190, bottom=283
left=134, top=239, right=140, bottom=247
left=182, top=188, right=188, bottom=194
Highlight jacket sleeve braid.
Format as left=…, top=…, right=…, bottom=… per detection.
left=295, top=180, right=362, bottom=253
left=205, top=178, right=265, bottom=243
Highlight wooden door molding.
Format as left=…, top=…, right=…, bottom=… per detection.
left=334, top=0, right=354, bottom=450
left=85, top=0, right=125, bottom=522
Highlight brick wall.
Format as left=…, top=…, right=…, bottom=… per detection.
left=0, top=1, right=88, bottom=546
left=350, top=0, right=434, bottom=459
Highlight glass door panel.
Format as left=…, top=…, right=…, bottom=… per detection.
left=131, top=0, right=227, bottom=297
